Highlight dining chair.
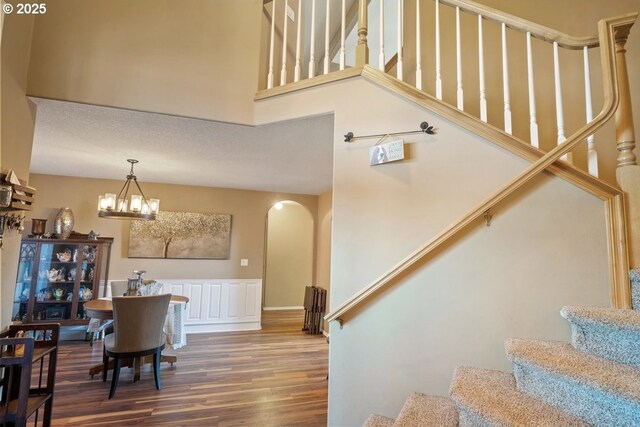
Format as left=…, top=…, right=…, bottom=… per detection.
left=102, top=294, right=171, bottom=399
left=109, top=280, right=128, bottom=297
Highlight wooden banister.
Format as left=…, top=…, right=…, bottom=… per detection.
left=438, top=0, right=600, bottom=49
left=325, top=13, right=637, bottom=325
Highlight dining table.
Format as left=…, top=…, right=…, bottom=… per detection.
left=84, top=295, right=189, bottom=380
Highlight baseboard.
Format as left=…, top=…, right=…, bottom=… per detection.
left=263, top=306, right=304, bottom=311
left=185, top=322, right=262, bottom=334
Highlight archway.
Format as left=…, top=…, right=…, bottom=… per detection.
left=263, top=201, right=314, bottom=310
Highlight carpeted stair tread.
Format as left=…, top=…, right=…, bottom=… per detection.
left=449, top=366, right=589, bottom=426
left=561, top=305, right=640, bottom=331
left=505, top=338, right=640, bottom=403
left=393, top=393, right=457, bottom=427
left=363, top=414, right=395, bottom=427
left=631, top=268, right=640, bottom=310
left=561, top=305, right=640, bottom=368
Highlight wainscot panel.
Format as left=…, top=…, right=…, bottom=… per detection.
left=158, top=279, right=262, bottom=333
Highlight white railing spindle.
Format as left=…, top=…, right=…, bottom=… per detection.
left=267, top=0, right=276, bottom=89
left=309, top=0, right=316, bottom=78
left=478, top=14, right=487, bottom=122
left=456, top=7, right=463, bottom=110
left=435, top=0, right=442, bottom=99
left=501, top=23, right=512, bottom=134
left=379, top=0, right=385, bottom=70
left=281, top=0, right=289, bottom=86
left=584, top=46, right=597, bottom=176
left=397, top=0, right=403, bottom=80
left=324, top=0, right=330, bottom=74
left=416, top=0, right=422, bottom=90
left=526, top=32, right=539, bottom=147
left=340, top=0, right=346, bottom=70
left=553, top=41, right=569, bottom=161
left=294, top=0, right=302, bottom=82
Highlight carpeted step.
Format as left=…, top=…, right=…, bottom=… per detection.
left=631, top=268, right=640, bottom=310
left=362, top=414, right=395, bottom=427
left=449, top=366, right=588, bottom=426
left=506, top=338, right=640, bottom=426
left=561, top=305, right=640, bottom=368
left=393, top=393, right=457, bottom=427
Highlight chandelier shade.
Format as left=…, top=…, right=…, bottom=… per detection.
left=97, top=159, right=159, bottom=220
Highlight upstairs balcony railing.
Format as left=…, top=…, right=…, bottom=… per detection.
left=262, top=0, right=637, bottom=183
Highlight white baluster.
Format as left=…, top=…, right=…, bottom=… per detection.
left=340, top=0, right=346, bottom=70
left=267, top=0, right=276, bottom=89
left=526, top=32, right=539, bottom=147
left=584, top=46, right=597, bottom=176
left=456, top=7, right=463, bottom=110
left=478, top=14, right=487, bottom=122
left=435, top=0, right=442, bottom=99
left=324, top=0, right=330, bottom=74
left=502, top=23, right=512, bottom=134
left=416, top=0, right=422, bottom=90
left=553, top=41, right=569, bottom=161
left=397, top=0, right=403, bottom=80
left=309, top=0, right=316, bottom=78
left=379, top=0, right=385, bottom=70
left=294, top=0, right=302, bottom=82
left=281, top=0, right=289, bottom=86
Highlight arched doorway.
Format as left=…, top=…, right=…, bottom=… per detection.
left=263, top=201, right=314, bottom=309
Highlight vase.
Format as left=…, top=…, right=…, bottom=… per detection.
left=54, top=207, right=74, bottom=239
left=31, top=218, right=47, bottom=237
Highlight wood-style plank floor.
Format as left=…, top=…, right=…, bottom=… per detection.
left=47, top=310, right=328, bottom=426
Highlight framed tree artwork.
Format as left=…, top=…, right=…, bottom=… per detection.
left=128, top=212, right=232, bottom=259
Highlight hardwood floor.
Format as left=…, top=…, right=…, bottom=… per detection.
left=47, top=310, right=328, bottom=426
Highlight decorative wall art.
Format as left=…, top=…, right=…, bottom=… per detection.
left=128, top=211, right=232, bottom=259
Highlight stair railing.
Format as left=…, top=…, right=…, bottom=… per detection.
left=324, top=13, right=637, bottom=326
left=263, top=0, right=634, bottom=179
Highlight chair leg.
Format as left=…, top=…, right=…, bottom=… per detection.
left=102, top=349, right=108, bottom=382
left=109, top=357, right=121, bottom=399
left=153, top=348, right=161, bottom=390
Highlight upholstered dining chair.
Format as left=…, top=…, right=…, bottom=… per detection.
left=102, top=294, right=171, bottom=399
left=109, top=280, right=128, bottom=297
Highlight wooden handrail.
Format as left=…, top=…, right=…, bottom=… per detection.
left=439, top=0, right=600, bottom=49
left=325, top=13, right=637, bottom=325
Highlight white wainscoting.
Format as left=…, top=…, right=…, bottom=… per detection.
left=157, top=279, right=262, bottom=333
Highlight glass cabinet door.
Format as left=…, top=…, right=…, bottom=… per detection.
left=32, top=242, right=77, bottom=322
left=75, top=243, right=98, bottom=320
left=12, top=242, right=37, bottom=322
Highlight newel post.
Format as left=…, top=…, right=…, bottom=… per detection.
left=614, top=22, right=640, bottom=269
left=356, top=0, right=369, bottom=66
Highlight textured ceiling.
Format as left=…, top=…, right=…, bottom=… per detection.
left=30, top=98, right=334, bottom=195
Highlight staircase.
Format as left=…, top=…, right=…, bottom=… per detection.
left=363, top=304, right=640, bottom=426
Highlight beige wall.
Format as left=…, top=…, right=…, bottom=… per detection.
left=26, top=174, right=317, bottom=287
left=315, top=189, right=332, bottom=330
left=1, top=11, right=36, bottom=327
left=26, top=0, right=263, bottom=125
left=254, top=77, right=612, bottom=426
left=264, top=202, right=314, bottom=308
left=315, top=190, right=332, bottom=288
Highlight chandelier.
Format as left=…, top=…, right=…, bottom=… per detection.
left=98, top=159, right=159, bottom=220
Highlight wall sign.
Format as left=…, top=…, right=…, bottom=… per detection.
left=369, top=139, right=405, bottom=166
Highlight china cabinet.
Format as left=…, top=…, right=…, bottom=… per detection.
left=12, top=237, right=113, bottom=325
